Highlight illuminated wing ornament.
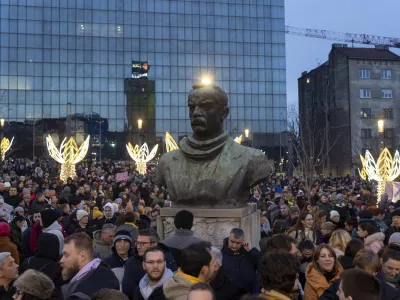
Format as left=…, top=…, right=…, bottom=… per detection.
left=165, top=132, right=179, bottom=152
left=0, top=137, right=14, bottom=161
left=234, top=135, right=243, bottom=144
left=46, top=135, right=90, bottom=181
left=126, top=142, right=158, bottom=175
left=359, top=148, right=400, bottom=202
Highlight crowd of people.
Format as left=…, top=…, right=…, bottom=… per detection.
left=0, top=158, right=398, bottom=300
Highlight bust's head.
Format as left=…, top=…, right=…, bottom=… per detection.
left=188, top=85, right=229, bottom=141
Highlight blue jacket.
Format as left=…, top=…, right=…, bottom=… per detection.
left=221, top=237, right=260, bottom=294
left=122, top=243, right=177, bottom=300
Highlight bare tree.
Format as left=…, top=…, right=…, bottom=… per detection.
left=286, top=104, right=341, bottom=193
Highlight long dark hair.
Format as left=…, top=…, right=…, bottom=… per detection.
left=289, top=212, right=316, bottom=241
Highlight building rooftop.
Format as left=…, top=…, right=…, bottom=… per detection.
left=335, top=47, right=400, bottom=60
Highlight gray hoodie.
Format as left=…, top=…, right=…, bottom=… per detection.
left=139, top=268, right=173, bottom=300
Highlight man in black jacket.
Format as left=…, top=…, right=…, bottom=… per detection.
left=221, top=228, right=260, bottom=294
left=122, top=229, right=177, bottom=299
left=209, top=246, right=246, bottom=300
left=385, top=209, right=400, bottom=245
left=60, top=232, right=119, bottom=299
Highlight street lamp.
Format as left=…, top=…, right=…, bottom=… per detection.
left=378, top=120, right=384, bottom=134
left=201, top=76, right=211, bottom=85
left=0, top=119, right=4, bottom=163
left=244, top=129, right=250, bottom=138
left=138, top=119, right=143, bottom=146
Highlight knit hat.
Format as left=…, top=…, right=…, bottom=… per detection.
left=14, top=269, right=55, bottom=299
left=0, top=222, right=10, bottom=236
left=92, top=207, right=103, bottom=220
left=289, top=206, right=300, bottom=214
left=174, top=210, right=194, bottom=230
left=14, top=207, right=24, bottom=213
left=115, top=198, right=122, bottom=204
left=76, top=209, right=88, bottom=221
left=113, top=230, right=133, bottom=248
left=391, top=209, right=400, bottom=218
left=358, top=210, right=373, bottom=219
left=41, top=209, right=59, bottom=228
left=389, top=232, right=400, bottom=245
left=330, top=210, right=340, bottom=219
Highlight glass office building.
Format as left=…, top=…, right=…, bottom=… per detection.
left=0, top=0, right=286, bottom=160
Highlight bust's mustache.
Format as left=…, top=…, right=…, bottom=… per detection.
left=191, top=118, right=207, bottom=126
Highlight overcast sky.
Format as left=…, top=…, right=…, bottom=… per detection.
left=285, top=0, right=400, bottom=109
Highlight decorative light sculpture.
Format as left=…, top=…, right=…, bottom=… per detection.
left=234, top=135, right=243, bottom=144
left=126, top=142, right=158, bottom=174
left=0, top=137, right=14, bottom=161
left=359, top=148, right=400, bottom=201
left=46, top=135, right=90, bottom=181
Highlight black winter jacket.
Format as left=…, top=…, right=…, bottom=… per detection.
left=221, top=237, right=260, bottom=294
left=133, top=286, right=166, bottom=300
left=210, top=266, right=247, bottom=300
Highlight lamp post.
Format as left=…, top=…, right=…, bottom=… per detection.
left=138, top=119, right=143, bottom=146
left=244, top=128, right=253, bottom=147
left=378, top=119, right=384, bottom=153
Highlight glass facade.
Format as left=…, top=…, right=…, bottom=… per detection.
left=0, top=0, right=286, bottom=160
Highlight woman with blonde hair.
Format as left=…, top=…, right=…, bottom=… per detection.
left=328, top=229, right=351, bottom=257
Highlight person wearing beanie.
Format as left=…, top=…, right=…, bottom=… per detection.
left=103, top=230, right=134, bottom=287
left=385, top=208, right=400, bottom=244
left=0, top=223, right=19, bottom=264
left=289, top=206, right=300, bottom=222
left=330, top=210, right=345, bottom=229
left=73, top=209, right=93, bottom=239
left=14, top=269, right=55, bottom=300
left=19, top=233, right=62, bottom=284
left=90, top=207, right=104, bottom=232
left=160, top=210, right=201, bottom=266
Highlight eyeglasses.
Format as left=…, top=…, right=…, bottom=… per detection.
left=135, top=241, right=152, bottom=247
left=144, top=260, right=165, bottom=266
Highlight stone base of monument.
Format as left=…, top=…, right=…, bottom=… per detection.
left=157, top=203, right=260, bottom=249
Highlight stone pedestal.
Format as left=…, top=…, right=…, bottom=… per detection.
left=157, top=204, right=260, bottom=249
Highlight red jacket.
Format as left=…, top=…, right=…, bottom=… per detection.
left=29, top=222, right=43, bottom=253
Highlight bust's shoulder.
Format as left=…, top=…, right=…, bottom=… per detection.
left=227, top=140, right=265, bottom=159
left=159, top=149, right=183, bottom=164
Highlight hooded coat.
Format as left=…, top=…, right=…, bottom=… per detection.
left=93, top=230, right=113, bottom=259
left=44, top=220, right=64, bottom=252
left=162, top=273, right=193, bottom=300
left=133, top=268, right=173, bottom=300
left=93, top=203, right=117, bottom=231
left=221, top=237, right=260, bottom=294
left=122, top=244, right=177, bottom=299
left=304, top=263, right=343, bottom=300
left=19, top=233, right=61, bottom=282
left=364, top=232, right=385, bottom=254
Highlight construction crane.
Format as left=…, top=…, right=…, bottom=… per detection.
left=285, top=26, right=400, bottom=48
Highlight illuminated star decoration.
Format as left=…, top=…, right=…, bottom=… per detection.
left=126, top=143, right=158, bottom=175
left=359, top=148, right=400, bottom=202
left=165, top=132, right=243, bottom=152
left=0, top=137, right=14, bottom=161
left=46, top=135, right=90, bottom=181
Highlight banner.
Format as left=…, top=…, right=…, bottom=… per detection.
left=132, top=61, right=150, bottom=79
left=116, top=172, right=129, bottom=183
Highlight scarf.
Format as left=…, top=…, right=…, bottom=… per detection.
left=175, top=268, right=202, bottom=285
left=180, top=131, right=229, bottom=160
left=70, top=258, right=101, bottom=283
left=125, top=222, right=138, bottom=229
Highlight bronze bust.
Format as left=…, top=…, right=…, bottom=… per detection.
left=156, top=85, right=273, bottom=208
